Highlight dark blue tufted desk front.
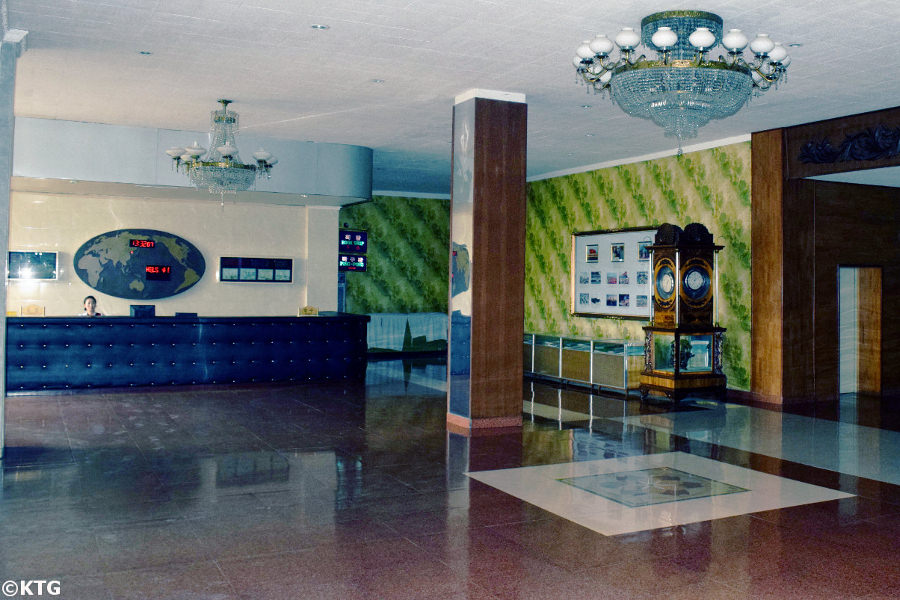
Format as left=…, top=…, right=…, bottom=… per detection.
left=5, top=314, right=369, bottom=392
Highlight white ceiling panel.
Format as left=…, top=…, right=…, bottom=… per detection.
left=7, top=0, right=900, bottom=194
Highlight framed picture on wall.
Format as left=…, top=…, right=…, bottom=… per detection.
left=638, top=239, right=652, bottom=261
left=570, top=226, right=657, bottom=318
left=221, top=257, right=293, bottom=283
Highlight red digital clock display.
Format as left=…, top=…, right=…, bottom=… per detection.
left=130, top=239, right=156, bottom=248
left=145, top=265, right=172, bottom=281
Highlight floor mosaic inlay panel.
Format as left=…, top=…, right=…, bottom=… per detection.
left=558, top=467, right=749, bottom=508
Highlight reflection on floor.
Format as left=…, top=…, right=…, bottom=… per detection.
left=1, top=359, right=898, bottom=599
left=525, top=382, right=900, bottom=486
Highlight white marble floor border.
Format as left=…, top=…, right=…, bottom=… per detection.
left=467, top=452, right=854, bottom=535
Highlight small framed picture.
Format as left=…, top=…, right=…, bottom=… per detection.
left=590, top=271, right=602, bottom=284
left=636, top=271, right=649, bottom=285
left=611, top=243, right=625, bottom=262
left=618, top=294, right=630, bottom=307
left=636, top=295, right=648, bottom=307
left=579, top=293, right=589, bottom=305
left=606, top=294, right=618, bottom=306
left=579, top=272, right=590, bottom=284
left=618, top=271, right=629, bottom=285
left=586, top=244, right=599, bottom=263
left=607, top=273, right=618, bottom=285
left=638, top=239, right=652, bottom=261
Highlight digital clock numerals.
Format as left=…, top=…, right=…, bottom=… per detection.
left=145, top=265, right=172, bottom=281
left=130, top=239, right=156, bottom=248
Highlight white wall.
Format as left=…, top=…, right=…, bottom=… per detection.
left=304, top=206, right=340, bottom=311
left=7, top=191, right=337, bottom=317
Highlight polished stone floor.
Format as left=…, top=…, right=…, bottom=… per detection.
left=1, top=357, right=898, bottom=599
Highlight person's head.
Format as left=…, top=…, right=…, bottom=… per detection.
left=83, top=295, right=97, bottom=313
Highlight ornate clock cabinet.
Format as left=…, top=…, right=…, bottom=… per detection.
left=639, top=223, right=727, bottom=401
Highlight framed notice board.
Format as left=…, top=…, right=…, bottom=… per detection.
left=570, top=226, right=657, bottom=319
left=220, top=257, right=293, bottom=283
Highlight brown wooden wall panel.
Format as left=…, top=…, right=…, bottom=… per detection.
left=782, top=180, right=816, bottom=401
left=857, top=267, right=882, bottom=394
left=753, top=107, right=900, bottom=408
left=750, top=129, right=785, bottom=403
left=469, top=98, right=527, bottom=419
left=810, top=180, right=899, bottom=400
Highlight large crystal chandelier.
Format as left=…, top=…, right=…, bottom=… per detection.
left=165, top=99, right=277, bottom=194
left=573, top=11, right=790, bottom=150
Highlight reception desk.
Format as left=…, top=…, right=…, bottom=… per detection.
left=6, top=314, right=369, bottom=392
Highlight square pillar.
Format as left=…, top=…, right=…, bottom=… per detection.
left=0, top=30, right=27, bottom=458
left=447, top=90, right=526, bottom=431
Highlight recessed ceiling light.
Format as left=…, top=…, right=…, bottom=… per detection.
left=310, top=24, right=330, bottom=30
left=585, top=133, right=595, bottom=137
left=788, top=42, right=803, bottom=47
left=138, top=50, right=152, bottom=55
left=581, top=104, right=592, bottom=109
left=371, top=79, right=385, bottom=84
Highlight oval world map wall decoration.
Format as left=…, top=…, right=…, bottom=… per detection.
left=74, top=229, right=205, bottom=300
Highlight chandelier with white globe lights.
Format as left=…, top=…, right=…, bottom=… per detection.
left=573, top=10, right=790, bottom=152
left=165, top=99, right=277, bottom=194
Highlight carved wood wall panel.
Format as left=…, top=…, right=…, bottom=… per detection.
left=785, top=106, right=900, bottom=180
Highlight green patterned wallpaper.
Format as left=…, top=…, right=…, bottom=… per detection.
left=339, top=195, right=450, bottom=314
left=525, top=142, right=752, bottom=389
left=340, top=142, right=751, bottom=389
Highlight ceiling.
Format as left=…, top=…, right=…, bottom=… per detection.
left=7, top=0, right=900, bottom=196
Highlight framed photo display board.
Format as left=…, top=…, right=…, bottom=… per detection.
left=571, top=226, right=657, bottom=319
left=220, top=257, right=293, bottom=283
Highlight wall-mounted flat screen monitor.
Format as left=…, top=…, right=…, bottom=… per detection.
left=8, top=251, right=58, bottom=280
left=130, top=304, right=156, bottom=317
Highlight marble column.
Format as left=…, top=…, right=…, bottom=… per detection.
left=0, top=29, right=27, bottom=458
left=447, top=90, right=526, bottom=432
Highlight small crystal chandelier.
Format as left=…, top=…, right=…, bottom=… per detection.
left=165, top=99, right=277, bottom=194
left=573, top=11, right=790, bottom=151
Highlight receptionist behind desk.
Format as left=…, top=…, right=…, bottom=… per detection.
left=79, top=295, right=102, bottom=317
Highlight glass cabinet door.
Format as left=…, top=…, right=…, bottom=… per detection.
left=681, top=334, right=712, bottom=372
left=652, top=332, right=676, bottom=372
left=533, top=334, right=561, bottom=377
left=650, top=332, right=713, bottom=373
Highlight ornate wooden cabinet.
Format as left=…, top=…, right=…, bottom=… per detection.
left=640, top=223, right=727, bottom=401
